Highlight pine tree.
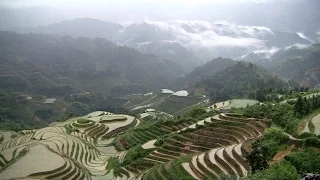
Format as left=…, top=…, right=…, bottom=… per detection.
left=294, top=96, right=304, bottom=118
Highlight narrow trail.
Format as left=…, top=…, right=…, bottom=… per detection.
left=301, top=121, right=310, bottom=133
left=272, top=145, right=295, bottom=164
left=312, top=113, right=320, bottom=135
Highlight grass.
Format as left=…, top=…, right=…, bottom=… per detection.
left=0, top=149, right=28, bottom=173
left=225, top=99, right=259, bottom=109
left=298, top=108, right=320, bottom=134
left=0, top=135, right=3, bottom=144
left=77, top=119, right=91, bottom=124
left=167, top=155, right=194, bottom=180
left=106, top=157, right=121, bottom=175
left=309, top=120, right=316, bottom=134
left=156, top=96, right=205, bottom=115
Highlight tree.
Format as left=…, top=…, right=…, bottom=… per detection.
left=245, top=161, right=299, bottom=180
left=294, top=95, right=304, bottom=118
left=256, top=89, right=266, bottom=102
left=247, top=140, right=269, bottom=173
left=66, top=102, right=90, bottom=116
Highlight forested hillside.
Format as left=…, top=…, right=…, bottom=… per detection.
left=177, top=57, right=237, bottom=87
left=0, top=31, right=184, bottom=130
left=0, top=31, right=183, bottom=95
left=197, top=62, right=292, bottom=101
left=242, top=44, right=320, bottom=88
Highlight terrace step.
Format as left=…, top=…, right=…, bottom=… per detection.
left=182, top=163, right=201, bottom=180
left=197, top=153, right=219, bottom=179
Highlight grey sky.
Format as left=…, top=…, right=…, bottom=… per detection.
left=0, top=0, right=275, bottom=8
left=1, top=0, right=316, bottom=35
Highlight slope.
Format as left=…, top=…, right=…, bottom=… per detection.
left=197, top=61, right=289, bottom=101
left=0, top=31, right=184, bottom=95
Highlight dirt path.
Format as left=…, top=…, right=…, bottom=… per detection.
left=141, top=139, right=157, bottom=149
left=312, top=113, right=320, bottom=135
left=271, top=145, right=295, bottom=164
left=298, top=109, right=320, bottom=134
left=301, top=121, right=310, bottom=133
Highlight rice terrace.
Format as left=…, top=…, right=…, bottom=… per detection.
left=0, top=101, right=271, bottom=179
left=1, top=1, right=320, bottom=179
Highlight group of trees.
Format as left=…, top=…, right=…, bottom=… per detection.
left=0, top=31, right=184, bottom=96
left=294, top=94, right=320, bottom=118
left=0, top=93, right=42, bottom=130
left=64, top=93, right=128, bottom=116
left=200, top=62, right=290, bottom=101
left=246, top=127, right=320, bottom=179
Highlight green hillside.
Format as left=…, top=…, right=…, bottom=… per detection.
left=0, top=31, right=184, bottom=95
left=197, top=61, right=291, bottom=101
left=176, top=57, right=237, bottom=87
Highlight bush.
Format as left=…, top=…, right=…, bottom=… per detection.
left=285, top=148, right=320, bottom=174
left=259, top=128, right=289, bottom=158
left=308, top=120, right=315, bottom=133
left=245, top=160, right=299, bottom=180
left=77, top=119, right=91, bottom=124
left=244, top=104, right=268, bottom=118
left=225, top=113, right=243, bottom=117
left=303, top=137, right=320, bottom=148
left=299, top=132, right=316, bottom=139
left=154, top=136, right=164, bottom=146
left=122, top=145, right=153, bottom=166
left=66, top=102, right=90, bottom=116
left=106, top=157, right=121, bottom=175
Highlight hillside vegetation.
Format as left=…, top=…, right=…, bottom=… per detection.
left=0, top=31, right=183, bottom=95
left=242, top=44, right=320, bottom=88
left=197, top=61, right=291, bottom=101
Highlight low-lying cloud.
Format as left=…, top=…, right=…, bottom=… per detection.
left=297, top=32, right=314, bottom=43
left=141, top=20, right=271, bottom=49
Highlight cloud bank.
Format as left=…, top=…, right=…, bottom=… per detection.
left=132, top=20, right=273, bottom=49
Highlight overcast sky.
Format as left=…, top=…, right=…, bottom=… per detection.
left=1, top=0, right=317, bottom=35
left=0, top=0, right=275, bottom=8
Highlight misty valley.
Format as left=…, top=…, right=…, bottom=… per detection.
left=0, top=0, right=320, bottom=180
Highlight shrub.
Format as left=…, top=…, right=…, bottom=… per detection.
left=167, top=156, right=194, bottom=180
left=247, top=140, right=269, bottom=173
left=225, top=113, right=243, bottom=117
left=77, top=119, right=91, bottom=124
left=258, top=128, right=289, bottom=158
left=122, top=145, right=153, bottom=166
left=66, top=102, right=90, bottom=116
left=285, top=148, right=320, bottom=174
left=303, top=137, right=320, bottom=148
left=106, top=157, right=121, bottom=175
left=154, top=136, right=164, bottom=146
left=299, top=132, right=316, bottom=139
left=308, top=120, right=315, bottom=133
left=245, top=160, right=299, bottom=180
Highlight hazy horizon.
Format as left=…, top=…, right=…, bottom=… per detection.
left=1, top=0, right=317, bottom=31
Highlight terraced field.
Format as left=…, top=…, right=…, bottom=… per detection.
left=0, top=110, right=269, bottom=179
left=224, top=99, right=259, bottom=109
left=113, top=113, right=269, bottom=179
left=125, top=91, right=207, bottom=115
left=0, top=111, right=137, bottom=180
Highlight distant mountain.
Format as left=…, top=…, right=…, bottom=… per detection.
left=136, top=41, right=201, bottom=71
left=117, top=21, right=310, bottom=60
left=12, top=18, right=311, bottom=62
left=13, top=18, right=123, bottom=40
left=177, top=57, right=236, bottom=87
left=196, top=61, right=289, bottom=101
left=0, top=31, right=184, bottom=95
left=240, top=44, right=320, bottom=87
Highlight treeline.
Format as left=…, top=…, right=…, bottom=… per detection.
left=294, top=94, right=320, bottom=118
left=0, top=31, right=183, bottom=95
left=199, top=62, right=292, bottom=101
left=64, top=93, right=129, bottom=117
left=0, top=93, right=49, bottom=130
